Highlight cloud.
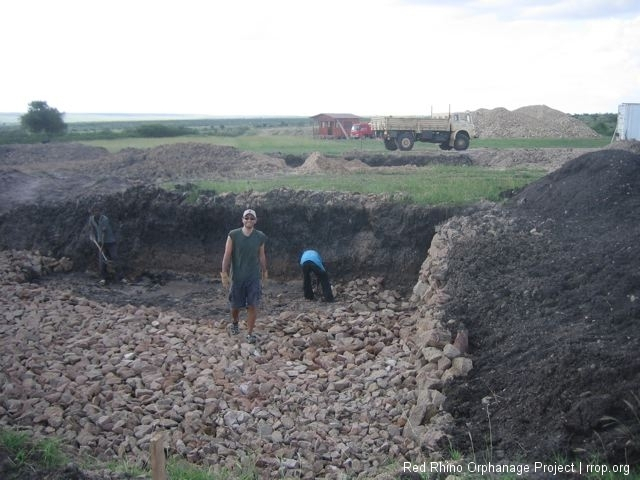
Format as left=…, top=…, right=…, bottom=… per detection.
left=400, top=0, right=640, bottom=20
left=2, top=0, right=639, bottom=115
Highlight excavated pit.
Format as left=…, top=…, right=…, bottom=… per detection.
left=0, top=143, right=486, bottom=288
left=0, top=186, right=464, bottom=290
left=0, top=140, right=582, bottom=288
left=3, top=141, right=640, bottom=477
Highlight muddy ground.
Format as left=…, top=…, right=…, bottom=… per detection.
left=1, top=141, right=640, bottom=477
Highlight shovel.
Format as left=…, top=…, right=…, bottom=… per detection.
left=90, top=236, right=115, bottom=274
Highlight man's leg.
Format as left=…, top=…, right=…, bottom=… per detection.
left=103, top=243, right=118, bottom=281
left=318, top=271, right=334, bottom=302
left=244, top=279, right=261, bottom=343
left=229, top=308, right=240, bottom=335
left=308, top=263, right=332, bottom=301
left=302, top=262, right=315, bottom=299
left=98, top=249, right=108, bottom=281
left=247, top=306, right=257, bottom=334
left=229, top=278, right=241, bottom=335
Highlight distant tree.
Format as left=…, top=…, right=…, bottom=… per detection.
left=20, top=101, right=67, bottom=139
left=134, top=123, right=197, bottom=137
left=571, top=113, right=617, bottom=137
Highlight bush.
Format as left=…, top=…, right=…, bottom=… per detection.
left=134, top=124, right=198, bottom=138
left=0, top=128, right=44, bottom=144
left=572, top=113, right=617, bottom=137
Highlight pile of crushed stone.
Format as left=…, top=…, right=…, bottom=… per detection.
left=473, top=104, right=600, bottom=138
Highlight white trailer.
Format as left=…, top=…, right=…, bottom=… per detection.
left=614, top=103, right=640, bottom=141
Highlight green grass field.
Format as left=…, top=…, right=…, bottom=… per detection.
left=78, top=132, right=604, bottom=206
left=80, top=134, right=610, bottom=155
left=172, top=166, right=545, bottom=206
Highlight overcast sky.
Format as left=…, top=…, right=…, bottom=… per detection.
left=3, top=0, right=639, bottom=116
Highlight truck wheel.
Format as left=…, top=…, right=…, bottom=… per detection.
left=397, top=133, right=414, bottom=151
left=439, top=142, right=452, bottom=151
left=453, top=132, right=470, bottom=151
left=384, top=138, right=398, bottom=151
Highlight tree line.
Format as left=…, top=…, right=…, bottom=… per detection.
left=1, top=101, right=307, bottom=145
left=4, top=101, right=619, bottom=145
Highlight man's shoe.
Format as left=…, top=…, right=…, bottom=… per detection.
left=246, top=333, right=257, bottom=344
left=230, top=323, right=240, bottom=335
left=99, top=279, right=107, bottom=286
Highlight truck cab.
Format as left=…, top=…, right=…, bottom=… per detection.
left=350, top=122, right=373, bottom=139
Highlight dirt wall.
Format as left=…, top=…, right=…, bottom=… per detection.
left=0, top=186, right=463, bottom=289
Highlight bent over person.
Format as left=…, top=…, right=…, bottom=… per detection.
left=221, top=209, right=268, bottom=344
left=300, top=249, right=334, bottom=302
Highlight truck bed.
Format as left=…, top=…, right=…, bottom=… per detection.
left=370, top=116, right=451, bottom=132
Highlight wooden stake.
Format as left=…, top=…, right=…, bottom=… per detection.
left=150, top=431, right=167, bottom=480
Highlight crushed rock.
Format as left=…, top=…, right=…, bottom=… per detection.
left=473, top=105, right=600, bottom=138
left=0, top=249, right=470, bottom=479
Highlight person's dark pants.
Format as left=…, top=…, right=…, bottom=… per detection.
left=98, top=242, right=118, bottom=280
left=302, top=261, right=334, bottom=302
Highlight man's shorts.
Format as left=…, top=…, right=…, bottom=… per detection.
left=229, top=278, right=262, bottom=309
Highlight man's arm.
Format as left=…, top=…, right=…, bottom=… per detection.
left=97, top=216, right=107, bottom=244
left=220, top=236, right=233, bottom=287
left=221, top=236, right=233, bottom=274
left=259, top=243, right=268, bottom=280
left=87, top=217, right=97, bottom=242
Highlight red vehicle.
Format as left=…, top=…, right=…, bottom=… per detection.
left=350, top=122, right=374, bottom=139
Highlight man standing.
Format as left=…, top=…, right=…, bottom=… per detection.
left=300, top=249, right=334, bottom=302
left=221, top=209, right=268, bottom=344
left=88, top=204, right=118, bottom=285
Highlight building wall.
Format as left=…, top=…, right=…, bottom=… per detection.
left=312, top=116, right=359, bottom=139
left=618, top=103, right=640, bottom=141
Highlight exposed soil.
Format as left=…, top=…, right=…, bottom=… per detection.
left=442, top=143, right=640, bottom=467
left=1, top=136, right=640, bottom=478
left=0, top=141, right=581, bottom=288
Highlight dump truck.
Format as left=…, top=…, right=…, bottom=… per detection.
left=370, top=112, right=476, bottom=151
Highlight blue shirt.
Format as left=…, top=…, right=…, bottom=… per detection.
left=300, top=250, right=325, bottom=271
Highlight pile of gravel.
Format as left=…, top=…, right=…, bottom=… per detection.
left=472, top=104, right=600, bottom=138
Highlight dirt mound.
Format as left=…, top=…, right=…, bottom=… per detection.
left=473, top=104, right=600, bottom=138
left=442, top=147, right=640, bottom=465
left=0, top=143, right=108, bottom=166
left=298, top=151, right=368, bottom=174
left=607, top=139, right=640, bottom=155
left=0, top=143, right=294, bottom=213
left=0, top=169, right=44, bottom=207
left=514, top=148, right=640, bottom=219
left=467, top=147, right=595, bottom=171
left=107, top=143, right=291, bottom=181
